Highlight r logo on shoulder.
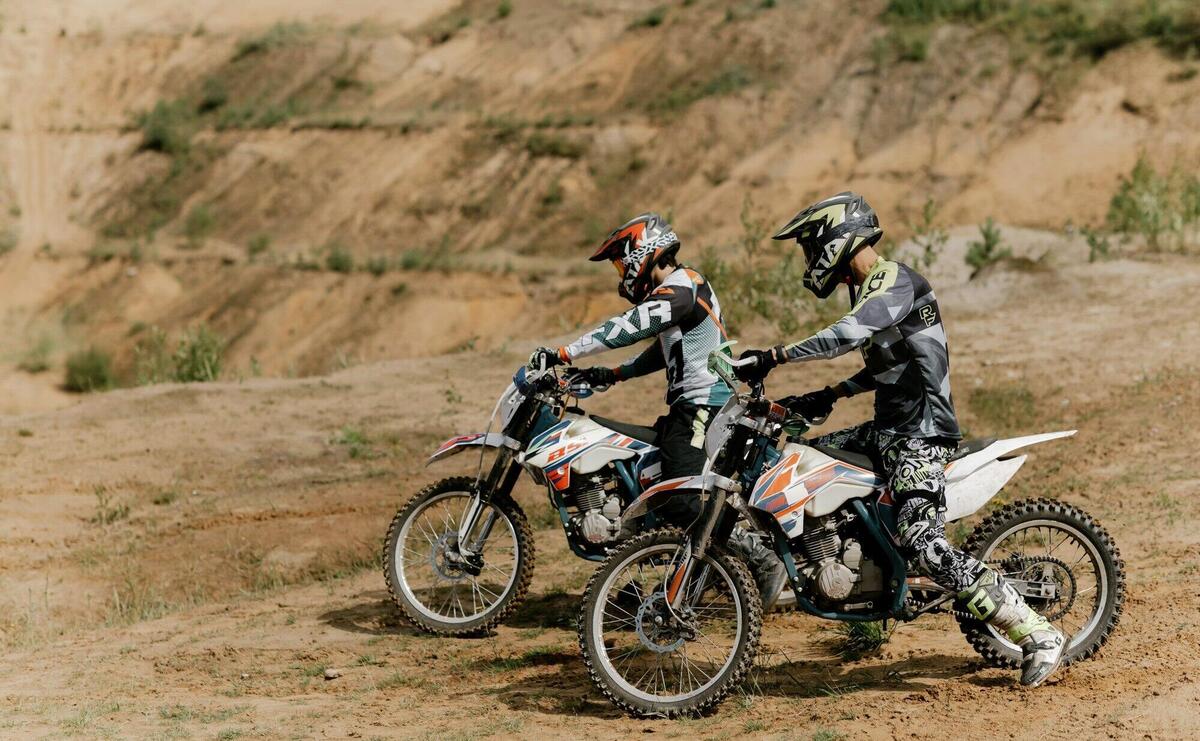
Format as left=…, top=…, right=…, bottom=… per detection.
left=919, top=304, right=937, bottom=327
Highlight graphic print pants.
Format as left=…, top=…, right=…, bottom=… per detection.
left=813, top=422, right=986, bottom=592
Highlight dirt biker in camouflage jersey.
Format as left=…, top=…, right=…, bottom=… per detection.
left=528, top=212, right=787, bottom=609
left=735, top=192, right=1065, bottom=687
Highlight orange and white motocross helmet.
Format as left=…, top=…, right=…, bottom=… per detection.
left=589, top=212, right=681, bottom=304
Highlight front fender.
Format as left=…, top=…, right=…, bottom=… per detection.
left=622, top=475, right=705, bottom=520
left=428, top=433, right=520, bottom=465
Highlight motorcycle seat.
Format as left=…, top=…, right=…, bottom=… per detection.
left=590, top=415, right=658, bottom=445
left=811, top=445, right=879, bottom=472
left=951, top=438, right=996, bottom=460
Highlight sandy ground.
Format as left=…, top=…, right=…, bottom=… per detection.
left=0, top=248, right=1198, bottom=739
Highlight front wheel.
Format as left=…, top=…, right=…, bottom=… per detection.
left=956, top=497, right=1125, bottom=668
left=578, top=529, right=761, bottom=718
left=383, top=476, right=534, bottom=635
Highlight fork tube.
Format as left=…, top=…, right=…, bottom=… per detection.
left=667, top=490, right=727, bottom=610
left=458, top=449, right=518, bottom=550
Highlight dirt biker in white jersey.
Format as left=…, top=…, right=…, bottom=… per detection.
left=737, top=191, right=1065, bottom=687
left=528, top=212, right=788, bottom=609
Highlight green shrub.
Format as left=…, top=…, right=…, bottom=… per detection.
left=835, top=621, right=891, bottom=659
left=134, top=327, right=172, bottom=385
left=652, top=66, right=753, bottom=112
left=524, top=132, right=586, bottom=159
left=896, top=198, right=947, bottom=270
left=1081, top=227, right=1112, bottom=262
left=183, top=204, right=216, bottom=244
left=365, top=256, right=389, bottom=276
left=0, top=228, right=17, bottom=255
left=197, top=77, right=228, bottom=113
left=630, top=6, right=666, bottom=29
left=325, top=243, right=355, bottom=273
left=496, top=0, right=512, bottom=19
left=173, top=325, right=224, bottom=382
left=135, top=100, right=195, bottom=156
left=64, top=348, right=114, bottom=392
left=18, top=336, right=53, bottom=374
left=1106, top=155, right=1200, bottom=251
left=247, top=233, right=271, bottom=259
left=697, top=197, right=839, bottom=335
left=965, top=217, right=1011, bottom=277
left=233, top=22, right=309, bottom=61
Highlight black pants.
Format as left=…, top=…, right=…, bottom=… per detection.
left=651, top=403, right=716, bottom=526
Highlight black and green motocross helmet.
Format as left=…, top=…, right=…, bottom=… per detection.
left=772, top=192, right=883, bottom=298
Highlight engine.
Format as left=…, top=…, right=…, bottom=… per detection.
left=565, top=473, right=623, bottom=545
left=794, top=515, right=885, bottom=606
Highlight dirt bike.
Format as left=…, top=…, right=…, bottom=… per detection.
left=578, top=346, right=1125, bottom=717
left=384, top=362, right=687, bottom=635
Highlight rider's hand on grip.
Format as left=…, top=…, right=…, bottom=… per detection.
left=735, top=348, right=778, bottom=382
left=779, top=386, right=838, bottom=422
left=565, top=366, right=617, bottom=392
left=528, top=346, right=565, bottom=373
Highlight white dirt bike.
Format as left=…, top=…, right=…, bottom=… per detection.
left=578, top=347, right=1125, bottom=717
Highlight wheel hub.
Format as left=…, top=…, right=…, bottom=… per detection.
left=635, top=591, right=689, bottom=653
left=429, top=532, right=468, bottom=581
left=993, top=554, right=1077, bottom=621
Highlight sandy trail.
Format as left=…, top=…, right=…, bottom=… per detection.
left=0, top=252, right=1197, bottom=738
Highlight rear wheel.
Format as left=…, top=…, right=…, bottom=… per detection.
left=383, top=476, right=534, bottom=635
left=956, top=498, right=1124, bottom=668
left=578, top=529, right=761, bottom=718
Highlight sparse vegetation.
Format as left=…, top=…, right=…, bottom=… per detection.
left=247, top=233, right=271, bottom=259
left=630, top=6, right=667, bottom=29
left=64, top=348, right=114, bottom=392
left=366, top=256, right=389, bottom=276
left=0, top=228, right=17, bottom=255
left=172, top=325, right=225, bottom=382
left=835, top=621, right=891, bottom=659
left=698, top=197, right=840, bottom=335
left=333, top=426, right=376, bottom=459
left=896, top=198, right=947, bottom=271
left=325, top=243, right=355, bottom=273
left=135, top=99, right=195, bottom=156
left=233, top=22, right=310, bottom=61
left=496, top=1, right=513, bottom=19
left=969, top=384, right=1036, bottom=432
left=965, top=217, right=1011, bottom=277
left=18, top=336, right=53, bottom=374
left=91, top=485, right=130, bottom=525
left=652, top=65, right=753, bottom=113
left=883, top=0, right=1200, bottom=60
left=1105, top=155, right=1200, bottom=252
left=183, top=203, right=216, bottom=244
left=524, top=132, right=586, bottom=159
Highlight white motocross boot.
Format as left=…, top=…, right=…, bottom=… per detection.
left=958, top=570, right=1065, bottom=687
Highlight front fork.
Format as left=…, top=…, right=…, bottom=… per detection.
left=665, top=488, right=735, bottom=612
left=454, top=449, right=522, bottom=560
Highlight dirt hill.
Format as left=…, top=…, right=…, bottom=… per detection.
left=0, top=0, right=1198, bottom=408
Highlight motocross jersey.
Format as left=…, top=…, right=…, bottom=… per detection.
left=780, top=258, right=961, bottom=440
left=561, top=268, right=733, bottom=407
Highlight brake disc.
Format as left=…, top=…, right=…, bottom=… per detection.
left=991, top=554, right=1077, bottom=621
left=635, top=591, right=686, bottom=654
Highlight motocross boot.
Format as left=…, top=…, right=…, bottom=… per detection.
left=958, top=569, right=1065, bottom=687
left=729, top=528, right=789, bottom=612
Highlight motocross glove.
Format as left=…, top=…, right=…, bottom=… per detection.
left=735, top=346, right=784, bottom=382
left=779, top=386, right=838, bottom=422
left=528, top=346, right=566, bottom=372
left=565, top=366, right=617, bottom=389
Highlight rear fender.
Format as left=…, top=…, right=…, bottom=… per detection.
left=427, top=433, right=520, bottom=465
left=945, top=430, right=1075, bottom=482
left=944, top=455, right=1026, bottom=521
left=621, top=475, right=705, bottom=520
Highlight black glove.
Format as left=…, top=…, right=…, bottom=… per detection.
left=528, top=346, right=564, bottom=372
left=779, top=386, right=839, bottom=421
left=565, top=366, right=617, bottom=390
left=735, top=347, right=782, bottom=382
